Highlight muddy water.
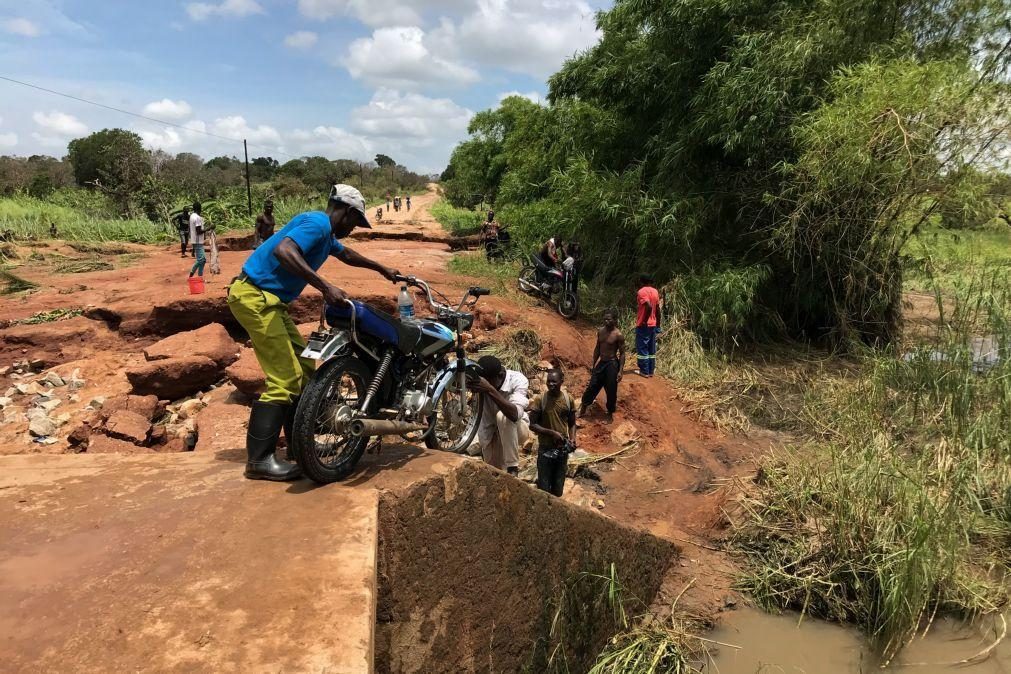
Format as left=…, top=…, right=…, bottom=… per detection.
left=710, top=607, right=1010, bottom=673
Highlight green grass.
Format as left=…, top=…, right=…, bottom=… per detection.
left=54, top=259, right=115, bottom=274
left=430, top=199, right=484, bottom=236
left=0, top=196, right=169, bottom=243
left=5, top=307, right=83, bottom=326
left=904, top=224, right=1011, bottom=292
left=448, top=252, right=519, bottom=289
left=0, top=268, right=39, bottom=294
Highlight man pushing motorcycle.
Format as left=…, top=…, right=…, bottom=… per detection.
left=227, top=184, right=400, bottom=482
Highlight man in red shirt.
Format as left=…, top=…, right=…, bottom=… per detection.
left=635, top=274, right=661, bottom=376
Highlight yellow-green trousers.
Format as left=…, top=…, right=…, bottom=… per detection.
left=227, top=277, right=315, bottom=404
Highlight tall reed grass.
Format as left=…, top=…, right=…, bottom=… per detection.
left=529, top=565, right=708, bottom=674
left=733, top=270, right=1011, bottom=664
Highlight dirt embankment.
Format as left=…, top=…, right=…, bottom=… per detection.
left=375, top=460, right=677, bottom=673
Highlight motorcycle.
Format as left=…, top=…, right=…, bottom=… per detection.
left=291, top=275, right=490, bottom=484
left=517, top=254, right=579, bottom=319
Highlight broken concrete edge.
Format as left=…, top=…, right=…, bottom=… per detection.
left=373, top=460, right=680, bottom=673
left=216, top=230, right=481, bottom=252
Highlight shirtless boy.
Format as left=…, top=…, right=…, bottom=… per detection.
left=579, top=309, right=626, bottom=423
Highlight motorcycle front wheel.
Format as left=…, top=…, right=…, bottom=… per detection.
left=425, top=370, right=484, bottom=453
left=557, top=290, right=579, bottom=319
left=291, top=356, right=371, bottom=484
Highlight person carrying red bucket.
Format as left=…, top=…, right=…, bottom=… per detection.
left=188, top=201, right=206, bottom=294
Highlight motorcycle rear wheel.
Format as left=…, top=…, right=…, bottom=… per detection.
left=517, top=265, right=537, bottom=294
left=291, top=356, right=371, bottom=484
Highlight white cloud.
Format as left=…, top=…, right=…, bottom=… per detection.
left=332, top=2, right=600, bottom=84
left=186, top=0, right=264, bottom=21
left=287, top=126, right=372, bottom=158
left=351, top=89, right=473, bottom=144
left=137, top=120, right=214, bottom=152
left=498, top=90, right=544, bottom=104
left=430, top=0, right=600, bottom=78
left=210, top=116, right=282, bottom=144
left=284, top=30, right=318, bottom=49
left=2, top=17, right=41, bottom=37
left=297, top=0, right=471, bottom=27
left=32, top=110, right=88, bottom=137
left=342, top=26, right=479, bottom=88
left=139, top=127, right=183, bottom=151
left=0, top=117, right=17, bottom=148
left=30, top=133, right=70, bottom=149
left=142, top=98, right=193, bottom=120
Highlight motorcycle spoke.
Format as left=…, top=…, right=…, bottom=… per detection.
left=312, top=372, right=363, bottom=466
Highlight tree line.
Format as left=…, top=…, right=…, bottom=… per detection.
left=441, top=0, right=1011, bottom=347
left=0, top=128, right=430, bottom=222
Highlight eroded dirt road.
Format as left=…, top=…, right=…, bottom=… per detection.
left=0, top=187, right=759, bottom=633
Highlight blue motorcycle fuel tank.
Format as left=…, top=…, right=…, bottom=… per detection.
left=415, top=320, right=455, bottom=356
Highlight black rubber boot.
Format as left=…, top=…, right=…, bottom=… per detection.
left=283, top=396, right=299, bottom=461
left=245, top=401, right=302, bottom=481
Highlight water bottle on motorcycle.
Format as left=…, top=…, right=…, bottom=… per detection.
left=398, top=284, right=415, bottom=319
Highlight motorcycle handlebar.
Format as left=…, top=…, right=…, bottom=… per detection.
left=391, top=274, right=490, bottom=312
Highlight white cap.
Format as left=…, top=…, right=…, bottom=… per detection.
left=328, top=184, right=371, bottom=228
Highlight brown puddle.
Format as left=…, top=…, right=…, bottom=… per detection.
left=709, top=607, right=1010, bottom=673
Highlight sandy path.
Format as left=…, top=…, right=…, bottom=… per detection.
left=368, top=184, right=446, bottom=238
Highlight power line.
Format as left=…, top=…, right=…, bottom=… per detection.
left=0, top=74, right=294, bottom=159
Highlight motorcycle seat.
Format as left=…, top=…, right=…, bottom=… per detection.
left=530, top=254, right=563, bottom=277
left=325, top=301, right=422, bottom=353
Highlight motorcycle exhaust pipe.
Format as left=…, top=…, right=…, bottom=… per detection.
left=349, top=418, right=429, bottom=437
left=518, top=278, right=543, bottom=296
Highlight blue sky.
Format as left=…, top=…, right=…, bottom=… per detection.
left=0, top=0, right=608, bottom=173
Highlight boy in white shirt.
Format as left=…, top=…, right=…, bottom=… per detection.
left=188, top=201, right=206, bottom=278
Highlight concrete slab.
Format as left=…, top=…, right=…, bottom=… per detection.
left=0, top=452, right=381, bottom=673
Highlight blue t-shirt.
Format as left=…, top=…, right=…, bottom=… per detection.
left=241, top=211, right=345, bottom=303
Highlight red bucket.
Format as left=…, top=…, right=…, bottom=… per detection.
left=188, top=276, right=205, bottom=294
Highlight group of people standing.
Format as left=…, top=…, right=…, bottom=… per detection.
left=386, top=194, right=410, bottom=213
left=376, top=194, right=411, bottom=223
left=474, top=273, right=662, bottom=498
left=173, top=202, right=220, bottom=278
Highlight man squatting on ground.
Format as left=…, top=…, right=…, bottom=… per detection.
left=473, top=355, right=530, bottom=476
left=579, top=309, right=626, bottom=424
left=227, top=184, right=400, bottom=481
left=529, top=369, right=577, bottom=497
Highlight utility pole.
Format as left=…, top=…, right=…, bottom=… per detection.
left=243, top=139, right=252, bottom=217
